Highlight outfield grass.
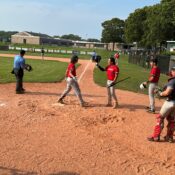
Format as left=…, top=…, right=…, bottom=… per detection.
left=0, top=53, right=169, bottom=94
left=94, top=54, right=168, bottom=93
left=0, top=57, right=68, bottom=83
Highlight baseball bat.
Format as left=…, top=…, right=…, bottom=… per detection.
left=107, top=77, right=131, bottom=88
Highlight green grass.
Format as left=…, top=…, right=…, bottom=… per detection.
left=0, top=57, right=68, bottom=83
left=94, top=54, right=168, bottom=93
left=0, top=52, right=168, bottom=94
left=7, top=42, right=103, bottom=51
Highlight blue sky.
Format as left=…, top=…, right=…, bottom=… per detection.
left=0, top=0, right=160, bottom=39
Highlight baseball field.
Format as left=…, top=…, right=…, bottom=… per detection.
left=0, top=53, right=175, bottom=175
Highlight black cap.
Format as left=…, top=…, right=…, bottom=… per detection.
left=20, top=50, right=26, bottom=55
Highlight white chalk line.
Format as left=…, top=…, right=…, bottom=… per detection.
left=78, top=59, right=91, bottom=83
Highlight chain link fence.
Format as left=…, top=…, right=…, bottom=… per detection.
left=128, top=50, right=170, bottom=74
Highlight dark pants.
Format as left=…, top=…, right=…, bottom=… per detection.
left=14, top=68, right=24, bottom=92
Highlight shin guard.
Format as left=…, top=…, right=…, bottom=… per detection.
left=151, top=114, right=164, bottom=138
left=166, top=116, right=175, bottom=138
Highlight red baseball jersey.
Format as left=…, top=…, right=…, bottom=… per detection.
left=66, top=63, right=76, bottom=77
left=149, top=67, right=160, bottom=83
left=106, top=65, right=119, bottom=81
left=114, top=53, right=120, bottom=59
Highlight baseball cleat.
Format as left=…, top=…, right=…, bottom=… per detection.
left=147, top=136, right=160, bottom=142
left=106, top=103, right=112, bottom=107
left=57, top=99, right=65, bottom=104
left=164, top=136, right=174, bottom=143
left=113, top=102, right=119, bottom=109
left=147, top=109, right=155, bottom=114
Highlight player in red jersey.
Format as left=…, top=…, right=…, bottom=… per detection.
left=58, top=55, right=85, bottom=107
left=96, top=56, right=119, bottom=108
left=114, top=51, right=120, bottom=65
left=143, top=57, right=160, bottom=113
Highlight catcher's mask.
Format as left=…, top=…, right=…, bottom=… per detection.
left=92, top=55, right=101, bottom=63
left=140, top=83, right=147, bottom=90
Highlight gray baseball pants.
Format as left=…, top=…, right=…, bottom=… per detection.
left=148, top=83, right=158, bottom=110
left=60, top=77, right=84, bottom=104
left=107, top=80, right=118, bottom=104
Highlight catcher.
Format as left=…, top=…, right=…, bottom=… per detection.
left=148, top=67, right=175, bottom=143
left=96, top=56, right=119, bottom=109
left=12, top=50, right=32, bottom=94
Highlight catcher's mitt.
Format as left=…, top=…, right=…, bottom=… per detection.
left=154, top=87, right=166, bottom=99
left=25, top=64, right=32, bottom=71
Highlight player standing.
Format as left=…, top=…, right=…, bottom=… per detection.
left=96, top=56, right=119, bottom=108
left=57, top=55, right=85, bottom=107
left=143, top=57, right=160, bottom=113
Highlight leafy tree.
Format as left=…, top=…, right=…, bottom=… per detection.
left=124, top=0, right=175, bottom=49
left=61, top=34, right=81, bottom=41
left=143, top=2, right=175, bottom=48
left=87, top=38, right=100, bottom=42
left=0, top=31, right=17, bottom=42
left=53, top=35, right=60, bottom=38
left=101, top=18, right=125, bottom=50
left=124, top=7, right=148, bottom=46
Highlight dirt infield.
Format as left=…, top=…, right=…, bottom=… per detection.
left=0, top=54, right=175, bottom=175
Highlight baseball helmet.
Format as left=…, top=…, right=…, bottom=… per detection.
left=150, top=57, right=158, bottom=64
left=71, top=55, right=79, bottom=63
left=140, top=82, right=147, bottom=90
left=92, top=55, right=101, bottom=63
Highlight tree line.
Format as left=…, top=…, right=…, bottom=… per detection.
left=1, top=0, right=174, bottom=49
left=101, top=0, right=175, bottom=49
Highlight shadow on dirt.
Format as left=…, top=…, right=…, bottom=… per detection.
left=0, top=166, right=37, bottom=175
left=119, top=103, right=161, bottom=112
left=0, top=166, right=80, bottom=175
left=49, top=172, right=79, bottom=175
left=25, top=91, right=104, bottom=98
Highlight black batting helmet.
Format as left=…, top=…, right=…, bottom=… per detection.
left=109, top=56, right=116, bottom=65
left=71, top=55, right=79, bottom=63
left=150, top=56, right=158, bottom=64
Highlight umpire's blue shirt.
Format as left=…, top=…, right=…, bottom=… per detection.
left=13, top=55, right=25, bottom=69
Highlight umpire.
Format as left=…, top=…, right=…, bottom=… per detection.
left=13, top=50, right=26, bottom=94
